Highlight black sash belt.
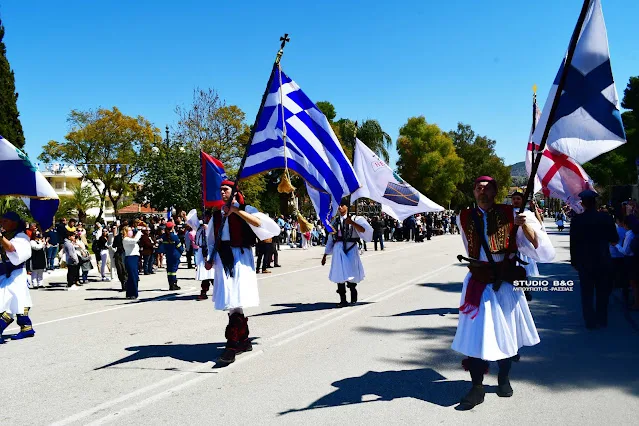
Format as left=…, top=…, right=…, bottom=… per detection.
left=0, top=261, right=25, bottom=278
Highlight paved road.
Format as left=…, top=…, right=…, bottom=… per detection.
left=3, top=221, right=638, bottom=425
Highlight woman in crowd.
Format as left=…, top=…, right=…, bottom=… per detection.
left=63, top=232, right=80, bottom=290
left=30, top=229, right=47, bottom=289
left=94, top=228, right=111, bottom=281
left=122, top=226, right=142, bottom=299
left=74, top=232, right=93, bottom=284
left=44, top=225, right=59, bottom=270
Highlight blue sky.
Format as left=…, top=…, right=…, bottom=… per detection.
left=1, top=0, right=637, bottom=167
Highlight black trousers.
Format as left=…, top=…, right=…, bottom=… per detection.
left=67, top=264, right=80, bottom=286
left=271, top=241, right=279, bottom=266
left=577, top=268, right=611, bottom=327
left=186, top=248, right=194, bottom=268
left=256, top=243, right=273, bottom=271
left=114, top=252, right=128, bottom=289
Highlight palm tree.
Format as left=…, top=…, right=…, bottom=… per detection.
left=62, top=184, right=99, bottom=223
left=0, top=197, right=31, bottom=220
left=357, top=119, right=393, bottom=163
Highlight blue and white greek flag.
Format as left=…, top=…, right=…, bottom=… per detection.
left=532, top=0, right=626, bottom=164
left=0, top=136, right=59, bottom=229
left=239, top=66, right=361, bottom=215
left=306, top=182, right=334, bottom=233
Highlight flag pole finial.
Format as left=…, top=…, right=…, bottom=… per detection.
left=532, top=84, right=537, bottom=94
left=276, top=33, right=290, bottom=64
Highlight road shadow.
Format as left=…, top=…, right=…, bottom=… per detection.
left=419, top=282, right=463, bottom=293
left=84, top=293, right=181, bottom=303
left=254, top=302, right=371, bottom=317
left=387, top=308, right=459, bottom=317
left=95, top=341, right=228, bottom=370
left=280, top=368, right=468, bottom=415
left=359, top=260, right=639, bottom=397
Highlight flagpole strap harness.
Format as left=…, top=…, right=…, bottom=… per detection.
left=332, top=216, right=360, bottom=254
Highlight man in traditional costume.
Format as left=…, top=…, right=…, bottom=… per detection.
left=156, top=222, right=183, bottom=291
left=454, top=177, right=554, bottom=410
left=186, top=209, right=215, bottom=300
left=321, top=197, right=373, bottom=308
left=0, top=212, right=35, bottom=342
left=205, top=180, right=279, bottom=365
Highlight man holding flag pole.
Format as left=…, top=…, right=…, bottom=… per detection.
left=453, top=0, right=628, bottom=410
left=202, top=35, right=294, bottom=366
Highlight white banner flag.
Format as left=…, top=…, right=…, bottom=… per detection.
left=350, top=139, right=443, bottom=221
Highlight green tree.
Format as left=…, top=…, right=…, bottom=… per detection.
left=0, top=19, right=25, bottom=148
left=39, top=107, right=158, bottom=222
left=447, top=123, right=512, bottom=209
left=0, top=197, right=31, bottom=222
left=396, top=116, right=464, bottom=206
left=316, top=101, right=337, bottom=122
left=136, top=144, right=201, bottom=213
left=583, top=76, right=639, bottom=188
left=357, top=119, right=393, bottom=163
left=60, top=184, right=100, bottom=224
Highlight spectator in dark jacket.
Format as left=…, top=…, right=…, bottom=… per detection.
left=139, top=228, right=156, bottom=275
left=112, top=225, right=128, bottom=291
left=45, top=225, right=60, bottom=270
left=371, top=216, right=385, bottom=251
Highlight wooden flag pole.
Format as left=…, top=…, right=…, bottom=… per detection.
left=518, top=0, right=591, bottom=217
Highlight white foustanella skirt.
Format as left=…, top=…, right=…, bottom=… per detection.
left=451, top=273, right=540, bottom=361
left=212, top=247, right=258, bottom=311
left=195, top=248, right=215, bottom=281
left=0, top=268, right=33, bottom=315
left=328, top=241, right=365, bottom=284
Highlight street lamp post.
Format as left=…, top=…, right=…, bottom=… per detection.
left=165, top=125, right=170, bottom=148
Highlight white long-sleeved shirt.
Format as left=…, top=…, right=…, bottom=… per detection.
left=616, top=230, right=635, bottom=257
left=123, top=232, right=142, bottom=256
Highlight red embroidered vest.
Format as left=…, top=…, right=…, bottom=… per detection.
left=459, top=205, right=517, bottom=259
left=213, top=206, right=257, bottom=248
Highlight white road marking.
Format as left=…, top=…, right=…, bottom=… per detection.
left=83, top=350, right=265, bottom=426
left=6, top=287, right=198, bottom=332
left=49, top=350, right=264, bottom=426
left=17, top=241, right=440, bottom=330
left=54, top=262, right=454, bottom=425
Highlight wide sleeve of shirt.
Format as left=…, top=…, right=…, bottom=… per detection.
left=517, top=211, right=555, bottom=263
left=244, top=205, right=281, bottom=241
left=6, top=233, right=32, bottom=265
left=324, top=233, right=335, bottom=255
left=353, top=216, right=373, bottom=242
